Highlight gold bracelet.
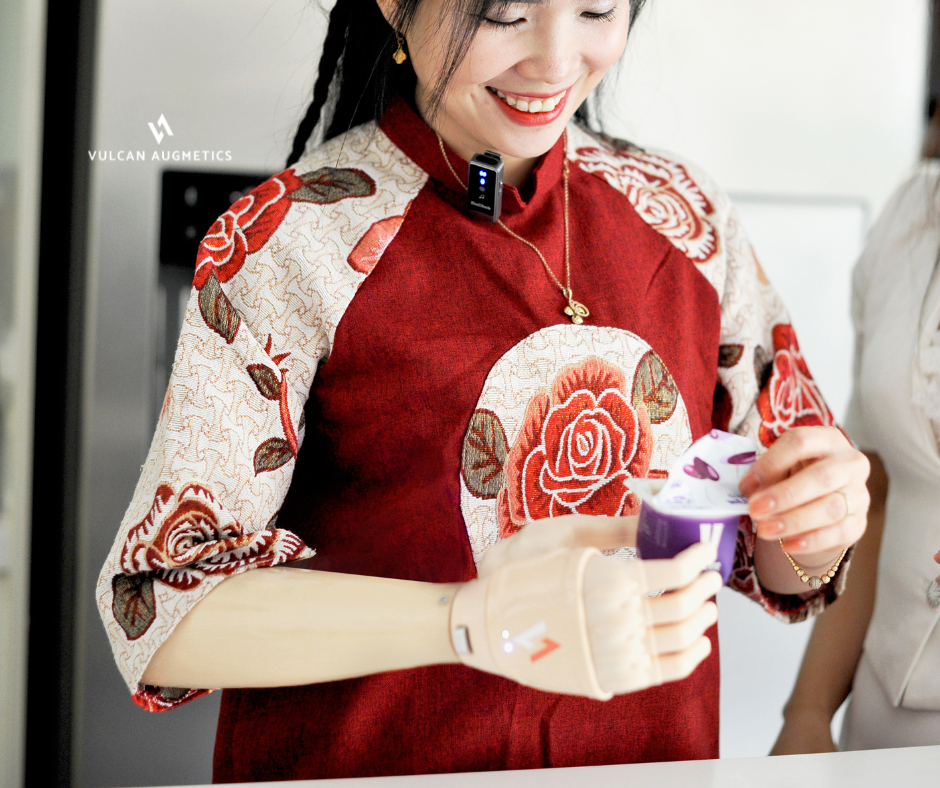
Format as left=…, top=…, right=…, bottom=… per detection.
left=778, top=540, right=849, bottom=590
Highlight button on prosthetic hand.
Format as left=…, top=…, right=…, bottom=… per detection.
left=449, top=516, right=721, bottom=700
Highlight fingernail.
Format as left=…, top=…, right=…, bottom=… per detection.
left=750, top=495, right=776, bottom=517
left=739, top=475, right=759, bottom=496
left=758, top=519, right=785, bottom=537
left=781, top=538, right=807, bottom=552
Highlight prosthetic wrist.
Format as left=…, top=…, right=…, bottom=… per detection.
left=449, top=546, right=612, bottom=701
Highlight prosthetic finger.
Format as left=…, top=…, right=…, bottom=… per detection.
left=450, top=546, right=612, bottom=700
left=647, top=571, right=723, bottom=625
left=655, top=636, right=713, bottom=683
left=582, top=551, right=719, bottom=696
left=640, top=542, right=719, bottom=593
left=585, top=587, right=716, bottom=694
left=648, top=601, right=718, bottom=655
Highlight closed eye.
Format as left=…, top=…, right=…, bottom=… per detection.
left=482, top=15, right=528, bottom=28
left=582, top=8, right=618, bottom=21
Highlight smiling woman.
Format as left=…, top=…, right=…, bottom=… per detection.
left=287, top=0, right=648, bottom=183
left=97, top=0, right=870, bottom=782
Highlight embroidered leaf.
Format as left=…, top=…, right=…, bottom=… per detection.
left=461, top=409, right=509, bottom=499
left=198, top=269, right=240, bottom=343
left=718, top=344, right=744, bottom=368
left=254, top=437, right=294, bottom=474
left=247, top=364, right=281, bottom=400
left=290, top=167, right=376, bottom=204
left=754, top=345, right=772, bottom=389
left=632, top=351, right=679, bottom=424
left=112, top=574, right=156, bottom=640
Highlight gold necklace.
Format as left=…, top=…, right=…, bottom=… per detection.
left=435, top=131, right=590, bottom=325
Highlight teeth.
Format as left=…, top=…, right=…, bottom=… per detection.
left=490, top=88, right=565, bottom=114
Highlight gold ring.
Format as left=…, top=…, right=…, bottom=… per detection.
left=836, top=489, right=853, bottom=520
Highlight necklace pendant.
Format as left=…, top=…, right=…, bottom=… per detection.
left=564, top=298, right=590, bottom=325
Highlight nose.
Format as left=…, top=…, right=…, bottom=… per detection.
left=515, top=19, right=579, bottom=86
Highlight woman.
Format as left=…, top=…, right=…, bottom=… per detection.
left=772, top=117, right=940, bottom=754
left=98, top=0, right=868, bottom=780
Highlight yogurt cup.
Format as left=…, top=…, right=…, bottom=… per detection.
left=627, top=430, right=758, bottom=584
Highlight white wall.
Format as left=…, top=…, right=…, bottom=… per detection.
left=616, top=0, right=928, bottom=217
left=77, top=0, right=930, bottom=783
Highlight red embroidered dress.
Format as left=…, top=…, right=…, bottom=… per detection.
left=98, top=100, right=844, bottom=781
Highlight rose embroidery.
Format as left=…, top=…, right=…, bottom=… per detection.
left=574, top=146, right=719, bottom=264
left=497, top=358, right=653, bottom=537
left=120, top=483, right=307, bottom=593
left=757, top=324, right=834, bottom=447
left=193, top=170, right=304, bottom=289
left=192, top=166, right=378, bottom=288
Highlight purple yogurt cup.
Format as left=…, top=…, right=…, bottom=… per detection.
left=636, top=501, right=740, bottom=584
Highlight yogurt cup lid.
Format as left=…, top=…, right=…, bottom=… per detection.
left=626, top=429, right=757, bottom=518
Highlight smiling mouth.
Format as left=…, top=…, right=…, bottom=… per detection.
left=487, top=87, right=567, bottom=114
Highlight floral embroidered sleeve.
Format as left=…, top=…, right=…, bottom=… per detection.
left=96, top=127, right=426, bottom=710
left=708, top=197, right=849, bottom=623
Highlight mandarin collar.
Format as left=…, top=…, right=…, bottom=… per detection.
left=378, top=97, right=565, bottom=217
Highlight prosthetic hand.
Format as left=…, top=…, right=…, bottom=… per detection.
left=450, top=516, right=721, bottom=700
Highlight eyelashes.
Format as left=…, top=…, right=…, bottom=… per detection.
left=482, top=5, right=620, bottom=29
left=582, top=8, right=617, bottom=22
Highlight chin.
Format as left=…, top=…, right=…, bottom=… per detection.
left=484, top=118, right=577, bottom=160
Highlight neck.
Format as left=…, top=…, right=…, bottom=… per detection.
left=415, top=91, right=541, bottom=189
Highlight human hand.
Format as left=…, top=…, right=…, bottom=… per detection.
left=770, top=710, right=837, bottom=756
left=740, top=426, right=870, bottom=561
left=449, top=515, right=720, bottom=699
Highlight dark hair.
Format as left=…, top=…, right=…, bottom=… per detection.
left=287, top=0, right=649, bottom=165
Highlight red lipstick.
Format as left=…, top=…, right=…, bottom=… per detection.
left=488, top=88, right=569, bottom=127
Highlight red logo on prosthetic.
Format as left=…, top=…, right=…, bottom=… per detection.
left=530, top=638, right=561, bottom=662
left=510, top=621, right=561, bottom=662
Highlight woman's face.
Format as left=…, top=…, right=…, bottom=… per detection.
left=405, top=0, right=632, bottom=173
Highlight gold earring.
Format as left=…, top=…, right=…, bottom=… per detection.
left=392, top=33, right=407, bottom=65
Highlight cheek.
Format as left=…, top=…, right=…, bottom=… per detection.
left=460, top=36, right=525, bottom=85
left=582, top=23, right=632, bottom=74
left=408, top=31, right=447, bottom=91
